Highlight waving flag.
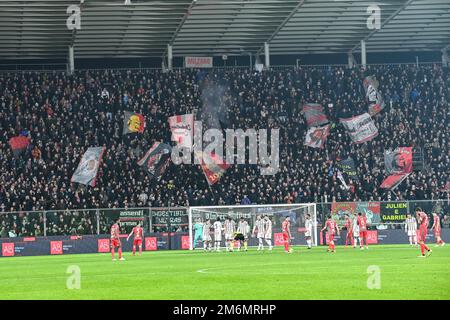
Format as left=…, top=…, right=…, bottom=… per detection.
left=380, top=173, right=411, bottom=190
left=137, top=142, right=172, bottom=179
left=304, top=125, right=331, bottom=149
left=363, top=76, right=385, bottom=116
left=384, top=147, right=413, bottom=175
left=195, top=151, right=230, bottom=185
left=9, top=135, right=30, bottom=157
left=381, top=147, right=413, bottom=190
left=340, top=113, right=378, bottom=144
left=71, top=147, right=105, bottom=187
left=302, top=103, right=329, bottom=128
left=123, top=111, right=145, bottom=135
left=168, top=114, right=194, bottom=149
left=337, top=157, right=358, bottom=179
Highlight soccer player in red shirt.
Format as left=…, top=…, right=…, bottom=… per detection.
left=344, top=214, right=353, bottom=247
left=416, top=207, right=432, bottom=257
left=281, top=216, right=292, bottom=253
left=127, top=221, right=144, bottom=256
left=111, top=218, right=125, bottom=261
left=357, top=212, right=369, bottom=250
left=431, top=212, right=445, bottom=247
left=321, top=215, right=339, bottom=253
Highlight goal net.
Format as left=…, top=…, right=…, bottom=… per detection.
left=188, top=203, right=317, bottom=250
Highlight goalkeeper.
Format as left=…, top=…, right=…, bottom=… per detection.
left=193, top=219, right=203, bottom=249
left=231, top=217, right=249, bottom=251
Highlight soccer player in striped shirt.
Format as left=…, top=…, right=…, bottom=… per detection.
left=224, top=216, right=236, bottom=252
left=416, top=208, right=432, bottom=258
left=202, top=219, right=212, bottom=251
left=304, top=214, right=313, bottom=249
left=431, top=212, right=445, bottom=247
left=253, top=215, right=265, bottom=250
left=263, top=215, right=273, bottom=250
left=404, top=214, right=418, bottom=246
left=213, top=218, right=223, bottom=252
left=126, top=221, right=144, bottom=256
left=321, top=215, right=339, bottom=253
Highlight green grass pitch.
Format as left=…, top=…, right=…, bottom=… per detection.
left=0, top=244, right=449, bottom=300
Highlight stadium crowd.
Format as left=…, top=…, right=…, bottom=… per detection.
left=0, top=64, right=449, bottom=236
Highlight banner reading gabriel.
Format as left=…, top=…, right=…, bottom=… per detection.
left=381, top=202, right=408, bottom=223
left=71, top=147, right=105, bottom=187
left=123, top=111, right=145, bottom=134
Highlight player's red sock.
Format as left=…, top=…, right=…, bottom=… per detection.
left=420, top=243, right=424, bottom=255
left=132, top=246, right=136, bottom=256
left=139, top=246, right=142, bottom=255
left=111, top=248, right=115, bottom=259
left=118, top=247, right=122, bottom=259
left=284, top=241, right=289, bottom=252
left=423, top=244, right=430, bottom=251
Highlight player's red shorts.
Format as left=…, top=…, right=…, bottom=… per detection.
left=434, top=229, right=441, bottom=237
left=282, top=233, right=289, bottom=242
left=419, top=226, right=427, bottom=242
left=133, top=239, right=142, bottom=246
left=347, top=230, right=353, bottom=238
left=360, top=230, right=367, bottom=239
left=111, top=238, right=120, bottom=247
left=328, top=233, right=335, bottom=243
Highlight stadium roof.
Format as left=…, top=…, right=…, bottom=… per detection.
left=0, top=0, right=449, bottom=59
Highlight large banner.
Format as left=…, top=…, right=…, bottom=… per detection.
left=71, top=147, right=105, bottom=187
left=8, top=135, right=30, bottom=157
left=384, top=147, right=413, bottom=175
left=196, top=151, right=230, bottom=185
left=381, top=202, right=408, bottom=223
left=304, top=125, right=331, bottom=149
left=357, top=202, right=381, bottom=224
left=302, top=103, right=329, bottom=128
left=137, top=142, right=172, bottom=179
left=168, top=114, right=194, bottom=149
left=123, top=111, right=145, bottom=135
left=363, top=76, right=385, bottom=116
left=340, top=113, right=378, bottom=144
left=336, top=157, right=358, bottom=179
left=331, top=202, right=356, bottom=225
left=185, top=56, right=213, bottom=68
left=380, top=173, right=410, bottom=190
left=151, top=208, right=188, bottom=230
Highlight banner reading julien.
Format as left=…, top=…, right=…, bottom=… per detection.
left=123, top=111, right=146, bottom=135
left=71, top=147, right=106, bottom=187
left=381, top=202, right=408, bottom=223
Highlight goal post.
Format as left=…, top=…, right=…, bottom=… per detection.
left=188, top=203, right=317, bottom=250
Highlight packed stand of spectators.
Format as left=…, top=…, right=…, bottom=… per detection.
left=0, top=64, right=449, bottom=237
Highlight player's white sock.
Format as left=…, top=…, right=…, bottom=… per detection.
left=409, top=236, right=413, bottom=245
left=414, top=236, right=417, bottom=245
left=203, top=242, right=207, bottom=250
left=266, top=239, right=272, bottom=249
left=258, top=238, right=263, bottom=250
left=307, top=239, right=312, bottom=248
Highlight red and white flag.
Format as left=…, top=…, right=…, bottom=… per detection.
left=168, top=114, right=194, bottom=149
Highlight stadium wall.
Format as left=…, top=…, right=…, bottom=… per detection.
left=1, top=230, right=449, bottom=258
